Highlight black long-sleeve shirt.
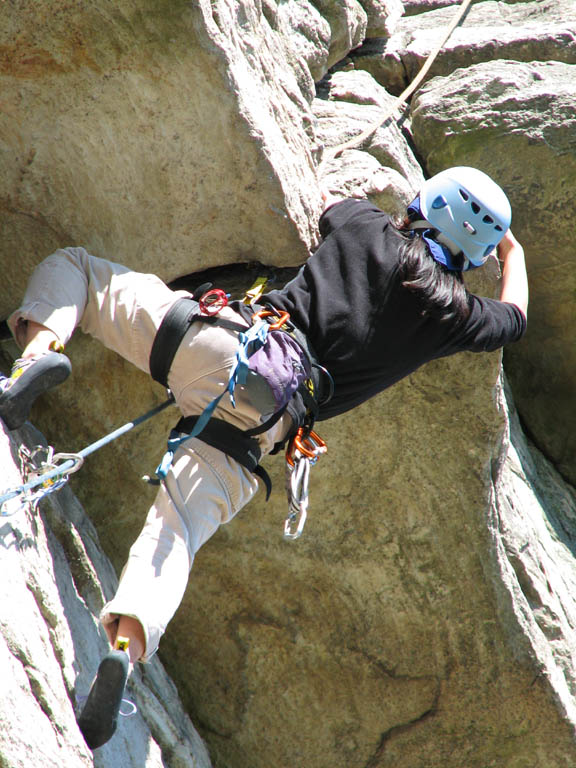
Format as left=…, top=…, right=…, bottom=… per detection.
left=263, top=198, right=526, bottom=421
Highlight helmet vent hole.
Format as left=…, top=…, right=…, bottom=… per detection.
left=431, top=195, right=448, bottom=210
left=463, top=221, right=476, bottom=235
left=495, top=224, right=503, bottom=232
left=483, top=214, right=494, bottom=224
left=459, top=188, right=469, bottom=201
left=471, top=202, right=481, bottom=214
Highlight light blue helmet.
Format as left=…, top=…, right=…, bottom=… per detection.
left=419, top=167, right=511, bottom=267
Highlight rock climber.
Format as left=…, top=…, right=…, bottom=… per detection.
left=0, top=166, right=528, bottom=750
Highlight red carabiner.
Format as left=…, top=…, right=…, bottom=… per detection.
left=199, top=288, right=228, bottom=316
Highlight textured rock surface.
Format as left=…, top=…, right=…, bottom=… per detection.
left=309, top=0, right=367, bottom=69
left=162, top=357, right=576, bottom=768
left=493, top=381, right=576, bottom=727
left=409, top=59, right=576, bottom=488
left=0, top=423, right=211, bottom=767
left=1, top=0, right=576, bottom=766
left=0, top=0, right=321, bottom=309
left=359, top=0, right=404, bottom=38
left=314, top=70, right=423, bottom=191
left=351, top=0, right=576, bottom=94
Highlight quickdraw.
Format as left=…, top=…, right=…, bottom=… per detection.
left=0, top=397, right=176, bottom=517
left=0, top=444, right=84, bottom=517
left=284, top=428, right=327, bottom=540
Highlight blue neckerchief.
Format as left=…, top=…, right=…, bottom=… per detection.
left=420, top=230, right=463, bottom=271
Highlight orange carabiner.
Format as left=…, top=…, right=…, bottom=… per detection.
left=286, top=428, right=327, bottom=468
left=252, top=309, right=291, bottom=331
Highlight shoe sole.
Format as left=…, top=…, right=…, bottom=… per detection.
left=77, top=650, right=130, bottom=750
left=0, top=352, right=72, bottom=430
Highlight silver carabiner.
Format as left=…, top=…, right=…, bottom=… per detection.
left=1, top=447, right=84, bottom=518
left=284, top=504, right=308, bottom=540
left=50, top=452, right=85, bottom=476
left=284, top=456, right=310, bottom=540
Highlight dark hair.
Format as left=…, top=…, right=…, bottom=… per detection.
left=393, top=218, right=471, bottom=323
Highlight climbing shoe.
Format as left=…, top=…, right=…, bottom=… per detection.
left=77, top=649, right=130, bottom=750
left=0, top=352, right=72, bottom=430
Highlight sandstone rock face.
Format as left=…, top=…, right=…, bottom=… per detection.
left=310, top=0, right=368, bottom=68
left=409, top=59, right=576, bottom=488
left=360, top=0, right=404, bottom=37
left=352, top=0, right=576, bottom=94
left=1, top=0, right=576, bottom=766
left=0, top=0, right=321, bottom=310
left=162, top=364, right=576, bottom=768
left=0, top=423, right=211, bottom=767
left=493, top=381, right=576, bottom=728
left=313, top=68, right=424, bottom=211
left=314, top=70, right=423, bottom=189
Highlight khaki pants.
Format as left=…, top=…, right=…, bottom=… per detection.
left=9, top=248, right=291, bottom=660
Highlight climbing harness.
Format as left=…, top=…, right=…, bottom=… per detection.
left=284, top=428, right=327, bottom=540
left=153, top=301, right=273, bottom=481
left=0, top=397, right=175, bottom=517
left=149, top=281, right=332, bottom=538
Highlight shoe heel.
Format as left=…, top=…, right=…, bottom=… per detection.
left=77, top=650, right=130, bottom=750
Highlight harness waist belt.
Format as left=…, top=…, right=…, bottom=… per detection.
left=149, top=297, right=332, bottom=425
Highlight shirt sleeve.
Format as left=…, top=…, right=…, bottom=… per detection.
left=319, top=198, right=380, bottom=239
left=460, top=295, right=527, bottom=352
